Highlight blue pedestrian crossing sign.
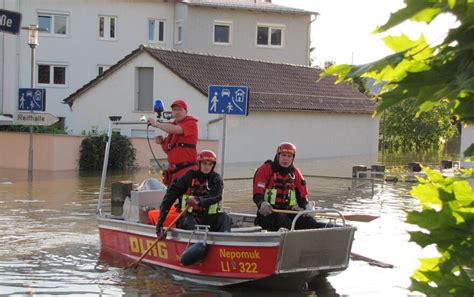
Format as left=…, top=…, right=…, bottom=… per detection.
left=18, top=88, right=46, bottom=111
left=208, top=85, right=249, bottom=116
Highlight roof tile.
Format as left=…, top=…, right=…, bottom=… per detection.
left=64, top=46, right=375, bottom=114
left=144, top=46, right=375, bottom=114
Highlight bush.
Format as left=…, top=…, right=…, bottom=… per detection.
left=0, top=120, right=67, bottom=134
left=79, top=132, right=137, bottom=171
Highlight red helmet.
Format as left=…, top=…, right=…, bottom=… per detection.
left=277, top=142, right=296, bottom=156
left=197, top=150, right=217, bottom=163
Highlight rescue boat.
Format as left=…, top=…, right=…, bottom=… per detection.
left=96, top=117, right=356, bottom=289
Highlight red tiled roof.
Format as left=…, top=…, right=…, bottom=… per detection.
left=64, top=45, right=375, bottom=114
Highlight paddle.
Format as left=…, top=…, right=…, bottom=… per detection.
left=350, top=252, right=394, bottom=268
left=124, top=205, right=190, bottom=270
left=272, top=209, right=379, bottom=222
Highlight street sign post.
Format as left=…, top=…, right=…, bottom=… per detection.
left=0, top=9, right=21, bottom=35
left=208, top=85, right=249, bottom=116
left=18, top=88, right=46, bottom=111
left=14, top=112, right=59, bottom=126
left=208, top=85, right=249, bottom=183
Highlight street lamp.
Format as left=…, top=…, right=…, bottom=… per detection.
left=20, top=24, right=47, bottom=182
left=26, top=24, right=39, bottom=45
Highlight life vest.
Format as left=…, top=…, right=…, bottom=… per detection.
left=181, top=177, right=219, bottom=215
left=148, top=206, right=179, bottom=227
left=264, top=171, right=297, bottom=209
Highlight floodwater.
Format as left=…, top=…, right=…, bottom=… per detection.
left=0, top=166, right=431, bottom=296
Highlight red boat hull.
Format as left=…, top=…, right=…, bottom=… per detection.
left=99, top=227, right=280, bottom=284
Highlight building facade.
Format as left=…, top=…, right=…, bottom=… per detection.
left=63, top=46, right=379, bottom=176
left=0, top=0, right=314, bottom=122
left=461, top=125, right=474, bottom=169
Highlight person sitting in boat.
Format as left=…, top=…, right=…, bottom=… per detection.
left=253, top=142, right=319, bottom=231
left=147, top=99, right=198, bottom=186
left=156, top=150, right=231, bottom=239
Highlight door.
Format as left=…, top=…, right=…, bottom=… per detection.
left=136, top=67, right=153, bottom=111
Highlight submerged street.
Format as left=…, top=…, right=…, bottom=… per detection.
left=0, top=166, right=428, bottom=296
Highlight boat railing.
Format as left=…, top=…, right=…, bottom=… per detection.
left=290, top=208, right=345, bottom=230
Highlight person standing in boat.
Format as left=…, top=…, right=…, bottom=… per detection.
left=156, top=150, right=231, bottom=238
left=253, top=142, right=319, bottom=231
left=147, top=100, right=198, bottom=186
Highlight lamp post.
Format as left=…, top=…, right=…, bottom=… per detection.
left=21, top=24, right=46, bottom=182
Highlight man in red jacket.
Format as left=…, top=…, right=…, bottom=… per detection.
left=148, top=100, right=198, bottom=186
left=253, top=142, right=319, bottom=231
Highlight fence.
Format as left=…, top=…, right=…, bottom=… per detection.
left=0, top=131, right=217, bottom=171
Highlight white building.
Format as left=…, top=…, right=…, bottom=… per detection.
left=64, top=46, right=379, bottom=176
left=461, top=125, right=474, bottom=168
left=0, top=0, right=314, bottom=122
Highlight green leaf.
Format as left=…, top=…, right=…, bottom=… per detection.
left=451, top=181, right=474, bottom=205
left=374, top=0, right=443, bottom=33
left=407, top=209, right=439, bottom=227
left=382, top=35, right=420, bottom=52
left=321, top=64, right=352, bottom=81
left=411, top=184, right=443, bottom=207
left=323, top=2, right=474, bottom=292
left=411, top=7, right=444, bottom=23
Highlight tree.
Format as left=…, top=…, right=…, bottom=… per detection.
left=309, top=46, right=316, bottom=66
left=324, top=1, right=474, bottom=124
left=323, top=1, right=474, bottom=296
left=383, top=98, right=458, bottom=152
left=323, top=60, right=371, bottom=95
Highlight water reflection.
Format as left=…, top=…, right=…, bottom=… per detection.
left=0, top=167, right=421, bottom=296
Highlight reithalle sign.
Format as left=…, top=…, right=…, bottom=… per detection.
left=14, top=112, right=59, bottom=126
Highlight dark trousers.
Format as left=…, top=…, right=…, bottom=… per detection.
left=176, top=212, right=231, bottom=232
left=256, top=213, right=319, bottom=231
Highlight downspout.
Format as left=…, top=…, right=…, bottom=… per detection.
left=306, top=13, right=318, bottom=66
left=0, top=0, right=4, bottom=114
left=172, top=0, right=176, bottom=48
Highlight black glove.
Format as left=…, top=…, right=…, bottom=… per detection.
left=156, top=224, right=166, bottom=240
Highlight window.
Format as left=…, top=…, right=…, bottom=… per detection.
left=175, top=21, right=182, bottom=44
left=37, top=64, right=67, bottom=86
left=99, top=15, right=117, bottom=40
left=148, top=19, right=165, bottom=43
left=97, top=65, right=110, bottom=76
left=256, top=24, right=284, bottom=47
left=38, top=12, right=68, bottom=36
left=213, top=21, right=231, bottom=44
